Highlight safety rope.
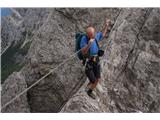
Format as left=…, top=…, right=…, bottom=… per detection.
left=1, top=21, right=115, bottom=110
left=1, top=47, right=83, bottom=110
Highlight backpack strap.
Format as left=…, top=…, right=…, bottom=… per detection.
left=95, top=38, right=100, bottom=49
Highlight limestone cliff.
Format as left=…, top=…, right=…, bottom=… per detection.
left=1, top=8, right=160, bottom=113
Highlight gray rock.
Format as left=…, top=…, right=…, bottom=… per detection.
left=1, top=72, right=30, bottom=113
left=61, top=8, right=160, bottom=113
left=1, top=8, right=50, bottom=53
left=1, top=8, right=160, bottom=113
left=22, top=8, right=120, bottom=112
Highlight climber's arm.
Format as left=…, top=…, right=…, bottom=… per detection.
left=101, top=19, right=111, bottom=38
left=81, top=42, right=91, bottom=55
left=101, top=25, right=108, bottom=38
left=80, top=37, right=94, bottom=55
left=96, top=19, right=110, bottom=47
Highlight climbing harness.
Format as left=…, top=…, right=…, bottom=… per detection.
left=1, top=21, right=114, bottom=110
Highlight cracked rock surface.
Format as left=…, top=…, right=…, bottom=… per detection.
left=1, top=8, right=160, bottom=113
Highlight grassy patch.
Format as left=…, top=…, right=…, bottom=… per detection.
left=1, top=40, right=31, bottom=84
left=1, top=64, right=24, bottom=84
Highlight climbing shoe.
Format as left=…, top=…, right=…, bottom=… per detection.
left=86, top=89, right=96, bottom=99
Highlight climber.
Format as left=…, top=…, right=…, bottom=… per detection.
left=80, top=18, right=111, bottom=99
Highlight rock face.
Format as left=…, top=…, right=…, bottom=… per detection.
left=1, top=8, right=160, bottom=113
left=102, top=8, right=160, bottom=112
left=1, top=8, right=50, bottom=83
left=22, top=8, right=120, bottom=112
left=1, top=72, right=30, bottom=112
left=61, top=8, right=160, bottom=113
left=1, top=8, right=50, bottom=53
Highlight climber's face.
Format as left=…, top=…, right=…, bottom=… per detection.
left=86, top=27, right=95, bottom=39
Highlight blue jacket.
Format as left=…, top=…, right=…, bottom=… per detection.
left=80, top=32, right=103, bottom=56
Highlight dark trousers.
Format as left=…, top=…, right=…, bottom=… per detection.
left=85, top=57, right=101, bottom=84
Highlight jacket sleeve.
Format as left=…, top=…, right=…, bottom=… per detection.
left=80, top=36, right=87, bottom=48
left=96, top=32, right=103, bottom=42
